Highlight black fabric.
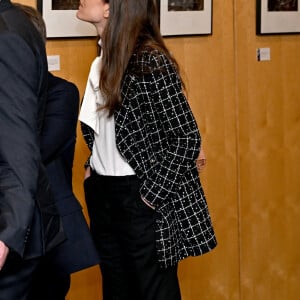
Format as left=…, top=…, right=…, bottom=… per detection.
left=28, top=258, right=71, bottom=300
left=0, top=253, right=39, bottom=300
left=27, top=73, right=99, bottom=299
left=84, top=171, right=181, bottom=300
left=37, top=73, right=99, bottom=275
left=0, top=0, right=65, bottom=259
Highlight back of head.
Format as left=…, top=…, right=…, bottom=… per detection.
left=13, top=3, right=47, bottom=43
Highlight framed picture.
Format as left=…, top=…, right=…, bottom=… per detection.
left=157, top=0, right=213, bottom=36
left=257, top=0, right=300, bottom=34
left=37, top=0, right=97, bottom=38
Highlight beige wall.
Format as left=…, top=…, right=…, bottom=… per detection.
left=16, top=0, right=300, bottom=299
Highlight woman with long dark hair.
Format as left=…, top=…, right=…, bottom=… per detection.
left=77, top=1, right=217, bottom=299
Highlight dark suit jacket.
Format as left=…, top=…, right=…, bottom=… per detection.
left=42, top=73, right=98, bottom=274
left=0, top=1, right=64, bottom=260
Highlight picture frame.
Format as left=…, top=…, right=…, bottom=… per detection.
left=256, top=0, right=300, bottom=34
left=156, top=0, right=213, bottom=36
left=37, top=0, right=97, bottom=38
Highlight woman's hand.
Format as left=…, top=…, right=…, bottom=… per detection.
left=196, top=148, right=206, bottom=173
left=84, top=166, right=91, bottom=179
left=141, top=197, right=155, bottom=210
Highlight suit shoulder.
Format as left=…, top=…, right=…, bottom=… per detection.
left=48, top=73, right=80, bottom=106
left=48, top=73, right=79, bottom=93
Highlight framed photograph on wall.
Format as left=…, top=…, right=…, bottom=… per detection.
left=257, top=0, right=300, bottom=34
left=37, top=0, right=97, bottom=38
left=157, top=0, right=213, bottom=36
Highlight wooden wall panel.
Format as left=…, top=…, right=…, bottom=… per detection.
left=14, top=0, right=300, bottom=299
left=165, top=1, right=239, bottom=299
left=15, top=0, right=35, bottom=6
left=235, top=1, right=300, bottom=300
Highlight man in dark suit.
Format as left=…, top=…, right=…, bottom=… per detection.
left=11, top=4, right=99, bottom=299
left=0, top=1, right=65, bottom=299
left=28, top=71, right=99, bottom=300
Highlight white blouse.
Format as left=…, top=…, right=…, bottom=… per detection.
left=79, top=49, right=135, bottom=176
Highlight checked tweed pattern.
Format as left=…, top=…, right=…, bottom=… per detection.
left=81, top=48, right=217, bottom=268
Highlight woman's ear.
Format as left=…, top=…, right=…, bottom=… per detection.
left=104, top=3, right=109, bottom=18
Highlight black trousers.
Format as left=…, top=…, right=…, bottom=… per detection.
left=0, top=252, right=70, bottom=300
left=27, top=257, right=70, bottom=300
left=0, top=252, right=39, bottom=300
left=84, top=171, right=181, bottom=300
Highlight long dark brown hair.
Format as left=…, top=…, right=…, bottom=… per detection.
left=100, top=0, right=182, bottom=116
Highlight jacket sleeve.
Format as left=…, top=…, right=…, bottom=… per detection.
left=139, top=52, right=201, bottom=207
left=0, top=33, right=41, bottom=255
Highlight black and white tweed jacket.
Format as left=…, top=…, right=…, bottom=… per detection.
left=81, top=48, right=217, bottom=268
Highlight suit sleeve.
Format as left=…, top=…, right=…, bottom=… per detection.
left=40, top=75, right=79, bottom=164
left=0, top=33, right=41, bottom=255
